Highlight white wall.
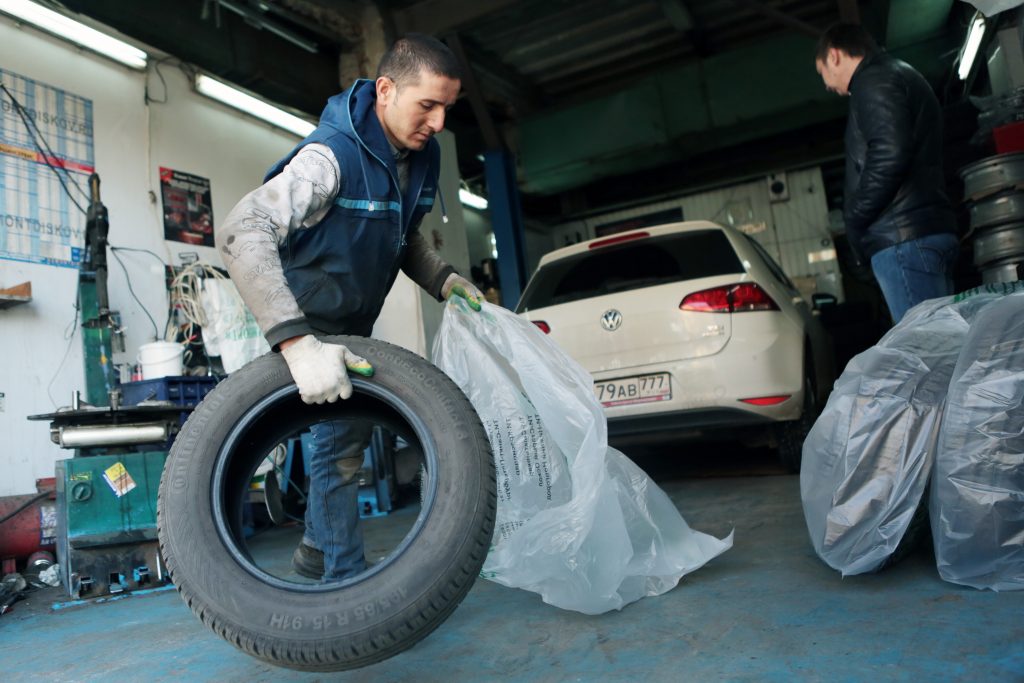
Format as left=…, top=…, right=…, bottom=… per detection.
left=548, top=167, right=843, bottom=303
left=0, top=14, right=473, bottom=497
left=462, top=207, right=493, bottom=270
left=0, top=17, right=300, bottom=496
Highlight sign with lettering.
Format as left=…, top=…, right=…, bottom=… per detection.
left=0, top=69, right=93, bottom=267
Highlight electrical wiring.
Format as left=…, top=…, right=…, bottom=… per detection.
left=167, top=262, right=237, bottom=335
left=0, top=492, right=50, bottom=526
left=0, top=83, right=89, bottom=214
left=109, top=246, right=160, bottom=340
left=45, top=292, right=83, bottom=409
left=108, top=245, right=176, bottom=335
left=166, top=262, right=243, bottom=372
left=1, top=85, right=169, bottom=346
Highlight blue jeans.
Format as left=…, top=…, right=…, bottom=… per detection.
left=304, top=419, right=373, bottom=580
left=870, top=233, right=959, bottom=323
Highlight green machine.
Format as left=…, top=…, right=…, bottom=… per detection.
left=80, top=173, right=121, bottom=406
left=54, top=452, right=167, bottom=599
left=35, top=174, right=171, bottom=601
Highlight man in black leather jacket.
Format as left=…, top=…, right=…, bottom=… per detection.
left=816, top=24, right=959, bottom=322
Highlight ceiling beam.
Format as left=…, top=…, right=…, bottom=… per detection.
left=393, top=0, right=521, bottom=36
left=657, top=0, right=711, bottom=57
left=728, top=0, right=822, bottom=38
left=658, top=0, right=695, bottom=32
left=458, top=39, right=542, bottom=115
left=837, top=0, right=860, bottom=24
left=444, top=33, right=503, bottom=150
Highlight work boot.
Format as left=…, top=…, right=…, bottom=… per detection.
left=291, top=541, right=324, bottom=579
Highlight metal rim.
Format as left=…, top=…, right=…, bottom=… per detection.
left=972, top=223, right=1024, bottom=266
left=961, top=152, right=1024, bottom=200
left=969, top=192, right=1024, bottom=230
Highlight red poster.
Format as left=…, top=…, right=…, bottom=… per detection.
left=160, top=167, right=214, bottom=246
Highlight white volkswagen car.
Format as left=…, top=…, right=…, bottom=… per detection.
left=516, top=220, right=835, bottom=471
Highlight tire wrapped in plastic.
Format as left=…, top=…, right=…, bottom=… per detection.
left=931, top=289, right=1024, bottom=591
left=801, top=291, right=1000, bottom=575
left=433, top=299, right=732, bottom=614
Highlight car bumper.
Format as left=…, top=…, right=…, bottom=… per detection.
left=594, top=322, right=805, bottom=426
left=606, top=407, right=776, bottom=445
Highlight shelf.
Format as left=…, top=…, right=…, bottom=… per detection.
left=0, top=281, right=31, bottom=309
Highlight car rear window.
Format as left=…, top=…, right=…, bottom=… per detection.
left=517, top=229, right=744, bottom=311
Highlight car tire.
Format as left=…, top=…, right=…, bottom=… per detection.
left=875, top=494, right=931, bottom=572
left=158, top=336, right=496, bottom=672
left=776, top=357, right=817, bottom=473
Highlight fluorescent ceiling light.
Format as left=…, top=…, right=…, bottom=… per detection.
left=194, top=74, right=315, bottom=138
left=958, top=12, right=986, bottom=81
left=459, top=187, right=488, bottom=210
left=0, top=0, right=147, bottom=69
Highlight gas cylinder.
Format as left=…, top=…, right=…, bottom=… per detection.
left=0, top=483, right=57, bottom=562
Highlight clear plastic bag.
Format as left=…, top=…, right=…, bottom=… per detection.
left=800, top=291, right=999, bottom=575
left=432, top=300, right=732, bottom=614
left=932, top=290, right=1024, bottom=591
left=199, top=278, right=269, bottom=373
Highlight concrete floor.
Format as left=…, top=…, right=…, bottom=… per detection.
left=2, top=445, right=1021, bottom=682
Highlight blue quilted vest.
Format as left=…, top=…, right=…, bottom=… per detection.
left=264, top=79, right=441, bottom=336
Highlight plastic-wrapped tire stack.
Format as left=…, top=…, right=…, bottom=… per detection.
left=961, top=152, right=1024, bottom=283
left=802, top=283, right=1024, bottom=589
left=931, top=293, right=1024, bottom=591
left=800, top=294, right=990, bottom=575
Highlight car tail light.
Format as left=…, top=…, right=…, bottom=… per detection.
left=679, top=283, right=779, bottom=313
left=588, top=231, right=650, bottom=250
left=532, top=320, right=551, bottom=334
left=739, top=395, right=791, bottom=406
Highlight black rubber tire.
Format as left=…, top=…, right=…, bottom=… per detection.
left=158, top=336, right=496, bottom=672
left=876, top=494, right=932, bottom=572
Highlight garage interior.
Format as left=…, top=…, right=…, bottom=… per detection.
left=1, top=0, right=1023, bottom=680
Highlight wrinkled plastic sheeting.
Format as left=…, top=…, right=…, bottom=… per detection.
left=433, top=300, right=732, bottom=615
left=962, top=0, right=1024, bottom=18
left=932, top=291, right=1024, bottom=591
left=801, top=292, right=1000, bottom=575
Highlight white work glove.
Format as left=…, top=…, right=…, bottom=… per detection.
left=441, top=273, right=483, bottom=312
left=280, top=334, right=374, bottom=404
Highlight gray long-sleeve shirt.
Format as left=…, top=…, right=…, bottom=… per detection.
left=216, top=143, right=454, bottom=347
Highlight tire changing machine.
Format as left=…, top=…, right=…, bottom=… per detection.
left=26, top=175, right=203, bottom=600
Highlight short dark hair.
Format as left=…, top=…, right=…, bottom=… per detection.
left=376, top=33, right=462, bottom=85
left=816, top=23, right=878, bottom=62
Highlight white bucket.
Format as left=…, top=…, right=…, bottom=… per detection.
left=138, top=341, right=184, bottom=380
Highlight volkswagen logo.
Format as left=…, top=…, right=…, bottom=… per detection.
left=600, top=309, right=622, bottom=331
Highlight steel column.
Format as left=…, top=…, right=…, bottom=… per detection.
left=484, top=149, right=527, bottom=308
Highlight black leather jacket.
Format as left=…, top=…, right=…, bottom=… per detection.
left=843, top=52, right=956, bottom=261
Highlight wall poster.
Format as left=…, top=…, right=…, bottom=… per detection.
left=0, top=68, right=93, bottom=268
left=159, top=167, right=214, bottom=246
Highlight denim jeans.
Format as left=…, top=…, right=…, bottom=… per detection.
left=303, top=419, right=374, bottom=580
left=870, top=232, right=959, bottom=323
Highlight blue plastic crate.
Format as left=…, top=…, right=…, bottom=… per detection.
left=122, top=375, right=219, bottom=408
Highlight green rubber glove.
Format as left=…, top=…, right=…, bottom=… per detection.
left=442, top=273, right=483, bottom=312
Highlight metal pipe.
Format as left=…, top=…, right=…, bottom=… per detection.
left=53, top=423, right=169, bottom=448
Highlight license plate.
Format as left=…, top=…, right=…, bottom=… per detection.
left=594, top=372, right=672, bottom=408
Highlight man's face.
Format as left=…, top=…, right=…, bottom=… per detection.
left=376, top=68, right=461, bottom=151
left=815, top=48, right=850, bottom=96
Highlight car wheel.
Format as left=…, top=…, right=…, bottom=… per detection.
left=875, top=492, right=931, bottom=571
left=776, top=358, right=817, bottom=473
left=157, top=336, right=496, bottom=672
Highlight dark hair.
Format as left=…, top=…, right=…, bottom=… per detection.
left=376, top=33, right=462, bottom=85
left=816, top=23, right=878, bottom=62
